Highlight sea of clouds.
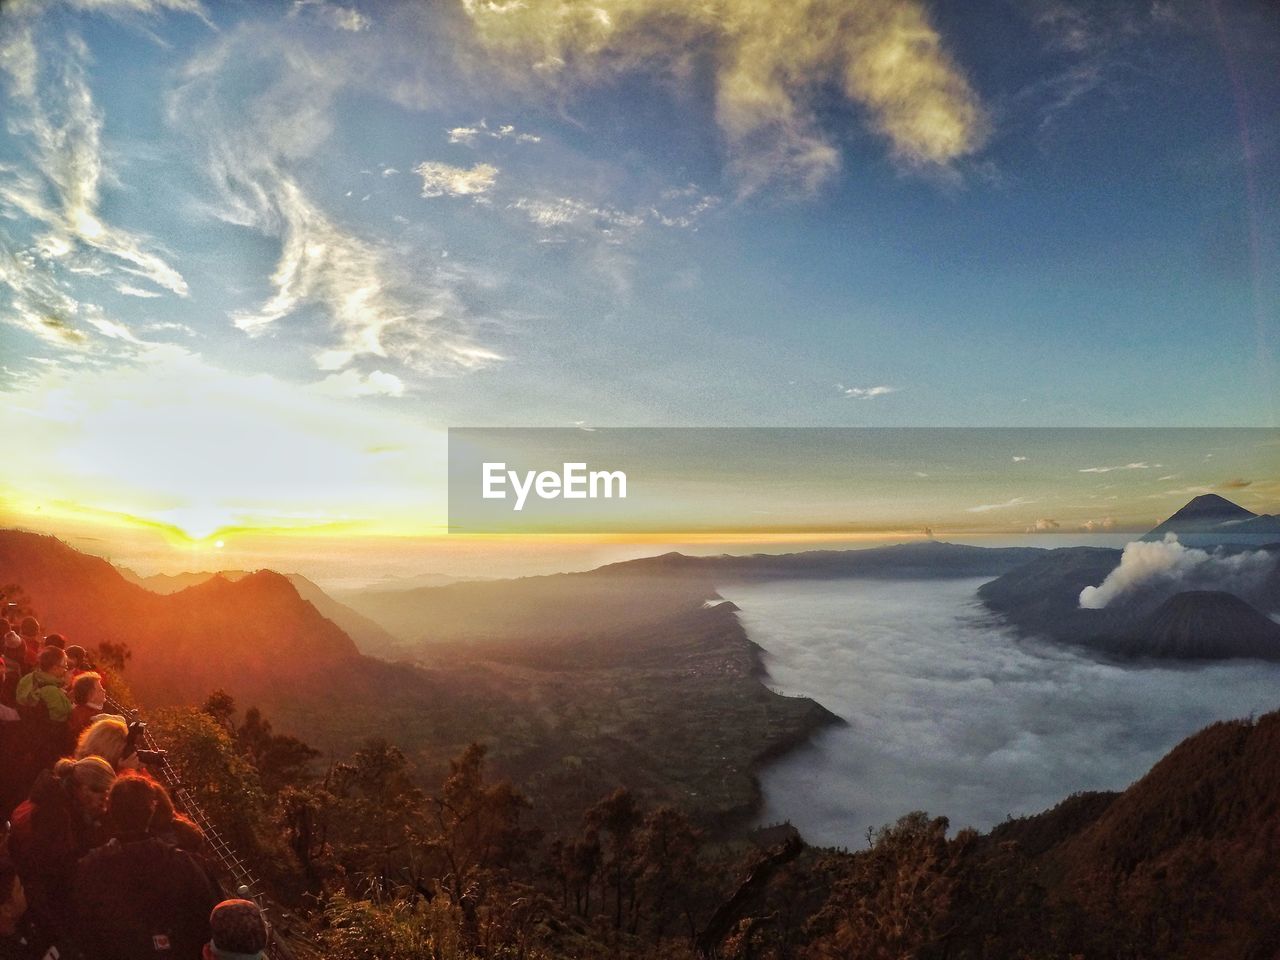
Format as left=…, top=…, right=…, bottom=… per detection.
left=722, top=577, right=1280, bottom=847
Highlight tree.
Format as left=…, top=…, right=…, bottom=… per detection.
left=202, top=689, right=236, bottom=729
left=236, top=705, right=320, bottom=793
left=635, top=805, right=705, bottom=940
left=416, top=743, right=537, bottom=904
left=586, top=787, right=640, bottom=930
left=810, top=812, right=955, bottom=960
left=324, top=739, right=423, bottom=891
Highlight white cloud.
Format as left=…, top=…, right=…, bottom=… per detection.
left=461, top=0, right=989, bottom=194
left=415, top=161, right=499, bottom=198
left=967, top=496, right=1034, bottom=513
left=838, top=384, right=897, bottom=400
left=1079, top=462, right=1161, bottom=473
left=115, top=283, right=163, bottom=298
left=315, top=368, right=406, bottom=398
left=1160, top=485, right=1214, bottom=498
left=1012, top=455, right=1028, bottom=462
left=225, top=177, right=501, bottom=373
left=1079, top=517, right=1116, bottom=532
left=448, top=125, right=479, bottom=146
left=1079, top=534, right=1274, bottom=609
left=448, top=119, right=541, bottom=146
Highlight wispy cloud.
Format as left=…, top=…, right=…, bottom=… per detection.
left=415, top=161, right=499, bottom=198
left=461, top=0, right=989, bottom=195
left=291, top=0, right=370, bottom=33
left=226, top=176, right=501, bottom=373
left=447, top=119, right=541, bottom=146
left=1020, top=1, right=1181, bottom=135
left=170, top=28, right=504, bottom=378
left=1078, top=461, right=1160, bottom=473
left=837, top=384, right=897, bottom=400
left=1159, top=485, right=1214, bottom=498
left=967, top=496, right=1034, bottom=513
left=115, top=283, right=164, bottom=299
left=511, top=195, right=643, bottom=235
left=0, top=24, right=189, bottom=303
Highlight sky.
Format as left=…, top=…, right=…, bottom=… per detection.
left=0, top=0, right=1277, bottom=572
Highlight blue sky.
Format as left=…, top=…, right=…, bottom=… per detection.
left=0, top=0, right=1277, bottom=542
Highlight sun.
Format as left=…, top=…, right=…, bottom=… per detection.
left=214, top=539, right=225, bottom=549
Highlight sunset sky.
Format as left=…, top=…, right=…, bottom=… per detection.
left=0, top=0, right=1277, bottom=568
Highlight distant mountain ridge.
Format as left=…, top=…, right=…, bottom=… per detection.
left=594, top=540, right=1045, bottom=580
left=1143, top=492, right=1280, bottom=544
left=343, top=540, right=1046, bottom=646
left=980, top=495, right=1280, bottom=661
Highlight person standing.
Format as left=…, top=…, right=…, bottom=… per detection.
left=72, top=774, right=217, bottom=960
left=8, top=757, right=115, bottom=953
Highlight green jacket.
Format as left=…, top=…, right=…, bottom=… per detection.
left=15, top=669, right=72, bottom=723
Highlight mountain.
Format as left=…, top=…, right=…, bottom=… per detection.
left=118, top=566, right=401, bottom=657
left=979, top=495, right=1280, bottom=661
left=0, top=529, right=835, bottom=830
left=975, top=545, right=1127, bottom=642
left=0, top=531, right=358, bottom=707
left=593, top=541, right=1045, bottom=581
left=280, top=574, right=403, bottom=658
left=1111, top=590, right=1280, bottom=661
left=1143, top=493, right=1280, bottom=545
left=345, top=541, right=1045, bottom=647
left=979, top=548, right=1280, bottom=661
left=118, top=568, right=250, bottom=593
left=973, top=709, right=1280, bottom=958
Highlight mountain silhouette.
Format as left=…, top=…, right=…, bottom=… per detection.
left=0, top=530, right=358, bottom=706
left=1112, top=590, right=1280, bottom=660
left=1143, top=493, right=1280, bottom=544
left=119, top=566, right=401, bottom=656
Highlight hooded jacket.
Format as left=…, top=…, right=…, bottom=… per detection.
left=15, top=669, right=71, bottom=723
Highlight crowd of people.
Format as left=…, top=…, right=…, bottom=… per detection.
left=1, top=612, right=272, bottom=960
